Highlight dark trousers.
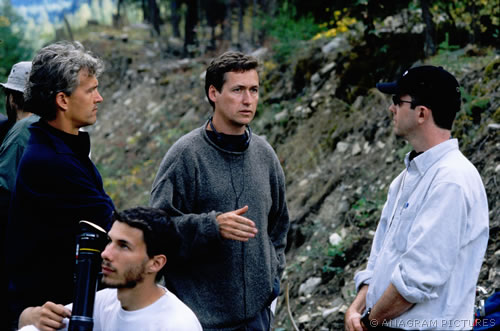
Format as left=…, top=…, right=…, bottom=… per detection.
left=235, top=305, right=273, bottom=331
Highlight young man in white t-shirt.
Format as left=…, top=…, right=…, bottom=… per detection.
left=18, top=207, right=202, bottom=331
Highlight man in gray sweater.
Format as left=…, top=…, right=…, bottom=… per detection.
left=150, top=51, right=290, bottom=330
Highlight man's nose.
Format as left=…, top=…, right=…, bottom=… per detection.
left=95, top=90, right=103, bottom=103
left=101, top=243, right=111, bottom=259
left=242, top=90, right=251, bottom=104
left=389, top=103, right=396, bottom=114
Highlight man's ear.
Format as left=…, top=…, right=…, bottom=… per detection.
left=208, top=85, right=218, bottom=104
left=55, top=92, right=69, bottom=111
left=148, top=254, right=167, bottom=274
left=417, top=105, right=431, bottom=124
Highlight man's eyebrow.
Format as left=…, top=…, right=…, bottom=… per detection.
left=86, top=84, right=98, bottom=92
left=116, top=238, right=132, bottom=247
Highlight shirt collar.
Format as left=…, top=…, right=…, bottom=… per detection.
left=404, top=138, right=459, bottom=175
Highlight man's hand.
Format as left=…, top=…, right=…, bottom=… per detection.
left=216, top=205, right=258, bottom=242
left=19, top=302, right=71, bottom=331
left=345, top=308, right=366, bottom=331
left=345, top=285, right=368, bottom=331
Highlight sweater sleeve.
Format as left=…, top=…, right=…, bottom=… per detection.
left=268, top=160, right=290, bottom=279
left=150, top=150, right=221, bottom=260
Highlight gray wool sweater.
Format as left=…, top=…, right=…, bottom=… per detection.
left=150, top=125, right=290, bottom=330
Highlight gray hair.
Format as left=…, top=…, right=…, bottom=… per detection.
left=25, top=41, right=104, bottom=120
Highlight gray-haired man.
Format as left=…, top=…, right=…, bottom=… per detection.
left=5, top=41, right=114, bottom=329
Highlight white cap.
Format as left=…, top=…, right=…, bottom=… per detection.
left=0, top=61, right=32, bottom=93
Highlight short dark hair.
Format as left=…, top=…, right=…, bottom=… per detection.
left=112, top=207, right=169, bottom=281
left=24, top=41, right=104, bottom=120
left=205, top=51, right=259, bottom=109
left=407, top=94, right=457, bottom=130
left=4, top=89, right=24, bottom=121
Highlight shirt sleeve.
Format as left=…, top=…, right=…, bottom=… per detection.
left=354, top=176, right=397, bottom=292
left=391, top=182, right=467, bottom=303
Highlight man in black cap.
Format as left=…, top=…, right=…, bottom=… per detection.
left=345, top=66, right=489, bottom=330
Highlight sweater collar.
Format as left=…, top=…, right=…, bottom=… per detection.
left=30, top=119, right=91, bottom=157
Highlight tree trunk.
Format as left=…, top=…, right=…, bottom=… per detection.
left=237, top=0, right=245, bottom=50
left=467, top=0, right=480, bottom=44
left=250, top=0, right=257, bottom=45
left=257, top=0, right=275, bottom=44
left=142, top=0, right=148, bottom=22
left=63, top=15, right=74, bottom=41
left=148, top=0, right=161, bottom=35
left=221, top=0, right=233, bottom=47
left=171, top=0, right=181, bottom=38
left=184, top=0, right=199, bottom=56
left=420, top=0, right=436, bottom=56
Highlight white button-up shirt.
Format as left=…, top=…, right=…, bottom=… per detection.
left=355, top=139, right=489, bottom=330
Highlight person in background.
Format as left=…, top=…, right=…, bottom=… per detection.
left=0, top=61, right=36, bottom=321
left=18, top=207, right=202, bottom=331
left=0, top=62, right=32, bottom=144
left=150, top=51, right=290, bottom=330
left=0, top=113, right=8, bottom=142
left=345, top=66, right=489, bottom=331
left=0, top=61, right=35, bottom=203
left=5, top=41, right=114, bottom=329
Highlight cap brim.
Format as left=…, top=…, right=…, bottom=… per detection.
left=376, top=82, right=400, bottom=95
left=0, top=82, right=23, bottom=92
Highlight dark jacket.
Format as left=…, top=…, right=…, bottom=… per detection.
left=5, top=120, right=114, bottom=324
left=150, top=125, right=290, bottom=330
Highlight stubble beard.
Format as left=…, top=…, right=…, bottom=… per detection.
left=102, top=262, right=147, bottom=289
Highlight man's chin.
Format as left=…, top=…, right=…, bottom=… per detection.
left=102, top=279, right=137, bottom=289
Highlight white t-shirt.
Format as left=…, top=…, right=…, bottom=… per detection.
left=21, top=287, right=202, bottom=331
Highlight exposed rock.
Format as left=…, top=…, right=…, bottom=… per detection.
left=329, top=233, right=342, bottom=246
left=299, top=277, right=322, bottom=296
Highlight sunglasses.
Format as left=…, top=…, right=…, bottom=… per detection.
left=392, top=95, right=413, bottom=106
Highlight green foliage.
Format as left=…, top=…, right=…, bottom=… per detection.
left=432, top=0, right=500, bottom=46
left=259, top=1, right=320, bottom=63
left=0, top=0, right=33, bottom=113
left=323, top=243, right=345, bottom=275
left=394, top=143, right=411, bottom=161
left=351, top=196, right=384, bottom=227
left=469, top=97, right=490, bottom=112
left=438, top=33, right=460, bottom=52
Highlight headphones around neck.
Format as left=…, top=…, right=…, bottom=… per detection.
left=208, top=117, right=252, bottom=148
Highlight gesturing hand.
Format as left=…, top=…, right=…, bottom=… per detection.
left=216, top=205, right=258, bottom=242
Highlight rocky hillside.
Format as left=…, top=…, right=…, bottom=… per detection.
left=81, top=23, right=499, bottom=330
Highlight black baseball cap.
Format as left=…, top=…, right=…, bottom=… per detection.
left=376, top=65, right=461, bottom=114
